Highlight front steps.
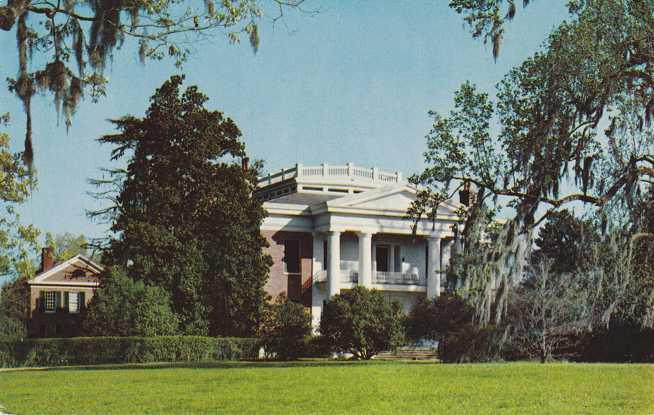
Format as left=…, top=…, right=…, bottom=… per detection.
left=374, top=347, right=439, bottom=361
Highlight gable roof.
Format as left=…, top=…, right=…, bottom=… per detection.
left=28, top=254, right=103, bottom=286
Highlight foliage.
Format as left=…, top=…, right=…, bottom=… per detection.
left=319, top=287, right=405, bottom=360
left=580, top=325, right=654, bottom=363
left=82, top=267, right=180, bottom=337
left=0, top=336, right=259, bottom=367
left=439, top=323, right=510, bottom=363
left=0, top=129, right=39, bottom=282
left=0, top=0, right=310, bottom=165
left=505, top=259, right=589, bottom=362
left=44, top=232, right=96, bottom=262
left=91, top=76, right=271, bottom=337
left=415, top=1, right=654, bottom=325
left=404, top=294, right=474, bottom=342
left=259, top=295, right=312, bottom=360
left=532, top=210, right=600, bottom=274
left=0, top=125, right=38, bottom=340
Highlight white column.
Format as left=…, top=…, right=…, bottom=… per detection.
left=327, top=230, right=341, bottom=298
left=312, top=232, right=324, bottom=277
left=427, top=236, right=441, bottom=298
left=357, top=232, right=373, bottom=287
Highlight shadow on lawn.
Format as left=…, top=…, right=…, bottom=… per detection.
left=47, top=359, right=437, bottom=372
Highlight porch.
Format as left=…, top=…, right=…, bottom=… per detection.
left=310, top=231, right=452, bottom=296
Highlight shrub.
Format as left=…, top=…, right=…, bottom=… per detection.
left=319, top=286, right=405, bottom=359
left=579, top=325, right=654, bottom=362
left=0, top=336, right=258, bottom=367
left=82, top=267, right=180, bottom=336
left=439, top=324, right=512, bottom=363
left=405, top=293, right=517, bottom=363
left=405, top=294, right=475, bottom=342
left=259, top=296, right=312, bottom=360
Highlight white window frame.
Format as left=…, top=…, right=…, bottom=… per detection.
left=44, top=291, right=57, bottom=313
left=68, top=292, right=80, bottom=313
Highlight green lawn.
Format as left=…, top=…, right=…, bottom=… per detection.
left=1, top=361, right=652, bottom=414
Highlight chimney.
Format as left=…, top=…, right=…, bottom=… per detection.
left=41, top=247, right=55, bottom=272
left=241, top=157, right=249, bottom=172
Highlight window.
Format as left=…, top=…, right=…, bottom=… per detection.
left=283, top=240, right=300, bottom=274
left=323, top=240, right=328, bottom=270
left=376, top=245, right=389, bottom=272
left=394, top=245, right=402, bottom=272
left=68, top=292, right=79, bottom=313
left=43, top=291, right=57, bottom=313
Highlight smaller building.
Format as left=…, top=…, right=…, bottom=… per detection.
left=27, top=248, right=102, bottom=337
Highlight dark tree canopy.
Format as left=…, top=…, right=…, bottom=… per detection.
left=93, top=75, right=272, bottom=336
left=0, top=0, right=309, bottom=167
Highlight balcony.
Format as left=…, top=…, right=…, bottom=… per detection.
left=313, top=269, right=425, bottom=286
left=373, top=271, right=425, bottom=286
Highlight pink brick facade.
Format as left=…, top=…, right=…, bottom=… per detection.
left=262, top=230, right=313, bottom=308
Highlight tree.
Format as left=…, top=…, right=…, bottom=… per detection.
left=92, top=75, right=272, bottom=337
left=507, top=259, right=588, bottom=362
left=533, top=210, right=598, bottom=275
left=412, top=2, right=654, bottom=324
left=0, top=0, right=310, bottom=166
left=319, top=287, right=405, bottom=360
left=259, top=295, right=312, bottom=360
left=0, top=118, right=38, bottom=339
left=44, top=232, right=96, bottom=263
left=82, top=266, right=179, bottom=337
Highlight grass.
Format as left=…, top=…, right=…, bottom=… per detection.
left=1, top=361, right=653, bottom=414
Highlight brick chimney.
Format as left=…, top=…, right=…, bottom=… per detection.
left=41, top=247, right=55, bottom=272
left=242, top=157, right=250, bottom=172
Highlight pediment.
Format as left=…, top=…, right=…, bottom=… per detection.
left=29, top=255, right=103, bottom=285
left=325, top=184, right=460, bottom=216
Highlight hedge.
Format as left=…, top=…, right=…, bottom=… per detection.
left=0, top=336, right=259, bottom=367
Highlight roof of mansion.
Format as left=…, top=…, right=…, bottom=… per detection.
left=257, top=163, right=461, bottom=237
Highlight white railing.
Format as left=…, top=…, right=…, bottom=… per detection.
left=313, top=269, right=327, bottom=282
left=258, top=163, right=402, bottom=187
left=311, top=269, right=358, bottom=283
left=373, top=271, right=425, bottom=286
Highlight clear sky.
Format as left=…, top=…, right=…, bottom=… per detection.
left=0, top=1, right=569, bottom=240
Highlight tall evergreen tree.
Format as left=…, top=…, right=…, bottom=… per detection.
left=93, top=76, right=272, bottom=336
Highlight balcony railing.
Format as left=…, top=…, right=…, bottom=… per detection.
left=258, top=163, right=403, bottom=187
left=312, top=269, right=358, bottom=283
left=373, top=271, right=425, bottom=286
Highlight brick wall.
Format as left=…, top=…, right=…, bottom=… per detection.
left=28, top=286, right=96, bottom=337
left=262, top=230, right=313, bottom=307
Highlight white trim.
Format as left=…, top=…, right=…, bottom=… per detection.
left=28, top=254, right=103, bottom=285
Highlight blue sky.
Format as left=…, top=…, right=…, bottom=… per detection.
left=1, top=1, right=569, bottom=240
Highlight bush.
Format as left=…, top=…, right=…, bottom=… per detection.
left=319, top=286, right=405, bottom=359
left=579, top=326, right=654, bottom=362
left=439, top=324, right=513, bottom=363
left=259, top=296, right=312, bottom=360
left=405, top=294, right=475, bottom=342
left=82, top=267, right=180, bottom=336
left=405, top=293, right=518, bottom=363
left=0, top=336, right=259, bottom=367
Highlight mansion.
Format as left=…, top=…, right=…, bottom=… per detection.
left=258, top=163, right=460, bottom=327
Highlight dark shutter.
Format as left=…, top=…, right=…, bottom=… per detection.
left=54, top=292, right=61, bottom=312
left=64, top=292, right=69, bottom=313
left=79, top=292, right=86, bottom=310
left=38, top=291, right=45, bottom=313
